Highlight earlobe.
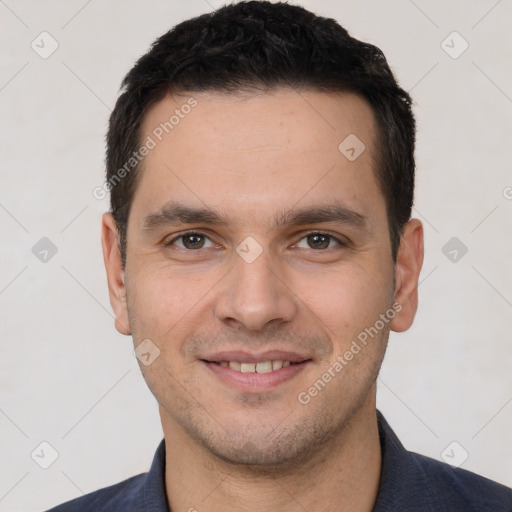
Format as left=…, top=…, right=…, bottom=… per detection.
left=390, top=219, right=424, bottom=333
left=101, top=213, right=131, bottom=336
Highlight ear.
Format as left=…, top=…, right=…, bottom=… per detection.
left=101, top=213, right=131, bottom=335
left=390, top=218, right=424, bottom=333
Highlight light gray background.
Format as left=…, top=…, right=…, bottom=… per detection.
left=1, top=1, right=511, bottom=510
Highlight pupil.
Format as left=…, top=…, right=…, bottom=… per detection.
left=309, top=234, right=328, bottom=249
left=185, top=234, right=203, bottom=249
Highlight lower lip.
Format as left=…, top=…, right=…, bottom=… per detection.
left=203, top=361, right=311, bottom=392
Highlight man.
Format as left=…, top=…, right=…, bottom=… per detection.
left=47, top=1, right=512, bottom=510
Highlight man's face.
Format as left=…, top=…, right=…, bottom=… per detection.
left=104, top=89, right=415, bottom=467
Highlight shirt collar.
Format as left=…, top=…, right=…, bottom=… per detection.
left=372, top=410, right=438, bottom=511
left=135, top=437, right=168, bottom=511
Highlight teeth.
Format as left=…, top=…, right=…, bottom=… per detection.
left=241, top=362, right=256, bottom=373
left=256, top=361, right=272, bottom=373
left=220, top=360, right=293, bottom=373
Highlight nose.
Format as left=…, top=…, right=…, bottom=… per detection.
left=213, top=243, right=298, bottom=333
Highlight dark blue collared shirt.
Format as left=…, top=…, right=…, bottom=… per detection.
left=45, top=411, right=512, bottom=511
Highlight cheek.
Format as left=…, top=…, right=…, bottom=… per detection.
left=300, top=261, right=394, bottom=340
left=127, top=265, right=215, bottom=340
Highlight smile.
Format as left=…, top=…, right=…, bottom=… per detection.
left=202, top=357, right=311, bottom=392
left=215, top=360, right=292, bottom=373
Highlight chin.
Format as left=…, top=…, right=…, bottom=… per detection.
left=191, top=416, right=336, bottom=474
left=206, top=437, right=308, bottom=470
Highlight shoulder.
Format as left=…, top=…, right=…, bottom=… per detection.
left=44, top=473, right=146, bottom=511
left=44, top=439, right=168, bottom=511
left=408, top=450, right=512, bottom=511
left=375, top=411, right=512, bottom=511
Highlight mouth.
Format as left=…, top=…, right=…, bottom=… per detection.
left=200, top=351, right=312, bottom=391
left=207, top=359, right=296, bottom=373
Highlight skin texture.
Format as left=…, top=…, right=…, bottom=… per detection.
left=102, top=89, right=424, bottom=512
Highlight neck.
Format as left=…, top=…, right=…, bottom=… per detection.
left=162, top=399, right=382, bottom=512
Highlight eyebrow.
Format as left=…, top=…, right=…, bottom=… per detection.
left=143, top=200, right=368, bottom=232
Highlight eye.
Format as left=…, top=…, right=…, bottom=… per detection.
left=164, top=231, right=343, bottom=251
left=295, top=232, right=342, bottom=250
left=165, top=231, right=216, bottom=250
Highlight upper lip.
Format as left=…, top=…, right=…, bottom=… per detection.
left=201, top=350, right=311, bottom=364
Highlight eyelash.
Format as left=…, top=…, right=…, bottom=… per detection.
left=163, top=230, right=346, bottom=250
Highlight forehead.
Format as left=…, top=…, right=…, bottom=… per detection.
left=141, top=88, right=377, bottom=158
left=132, top=89, right=384, bottom=229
